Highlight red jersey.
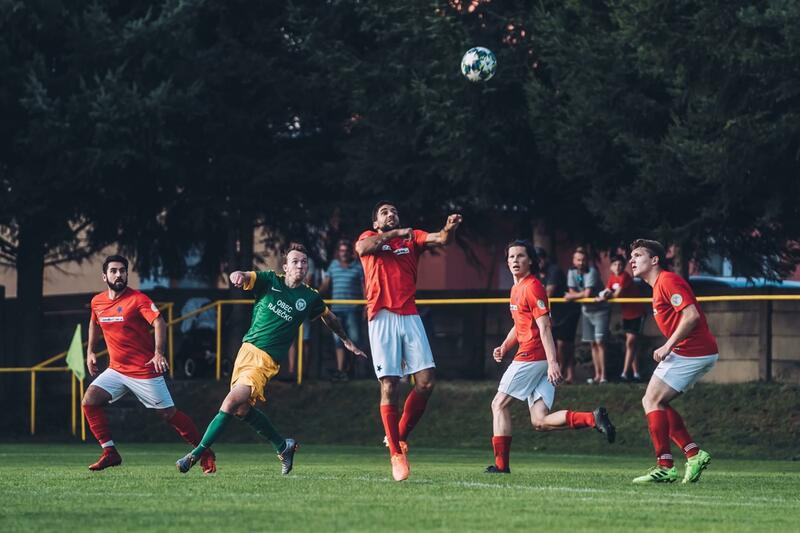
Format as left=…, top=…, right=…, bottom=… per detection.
left=358, top=229, right=429, bottom=321
left=91, top=288, right=162, bottom=378
left=510, top=274, right=551, bottom=362
left=652, top=271, right=718, bottom=357
left=606, top=271, right=647, bottom=320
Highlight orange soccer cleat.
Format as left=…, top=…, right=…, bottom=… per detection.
left=88, top=448, right=122, bottom=471
left=200, top=449, right=217, bottom=475
left=390, top=453, right=410, bottom=482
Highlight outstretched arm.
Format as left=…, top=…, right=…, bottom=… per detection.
left=424, top=214, right=463, bottom=248
left=355, top=228, right=414, bottom=256
left=320, top=309, right=367, bottom=358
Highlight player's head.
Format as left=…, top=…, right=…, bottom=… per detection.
left=572, top=247, right=588, bottom=271
left=336, top=239, right=353, bottom=262
left=610, top=254, right=626, bottom=275
left=505, top=239, right=539, bottom=277
left=102, top=255, right=129, bottom=292
left=629, top=239, right=666, bottom=277
left=282, top=242, right=309, bottom=283
left=372, top=201, right=399, bottom=232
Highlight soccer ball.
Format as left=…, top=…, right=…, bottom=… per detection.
left=460, top=47, right=497, bottom=82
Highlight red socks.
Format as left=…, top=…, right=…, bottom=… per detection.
left=646, top=410, right=673, bottom=467
left=380, top=405, right=402, bottom=455
left=665, top=406, right=699, bottom=458
left=492, top=436, right=512, bottom=471
left=566, top=410, right=596, bottom=429
left=399, top=389, right=429, bottom=442
left=168, top=410, right=202, bottom=447
left=83, top=404, right=113, bottom=447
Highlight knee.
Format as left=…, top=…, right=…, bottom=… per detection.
left=641, top=395, right=657, bottom=412
left=233, top=404, right=250, bottom=419
left=530, top=417, right=547, bottom=432
left=490, top=397, right=505, bottom=414
left=380, top=379, right=399, bottom=397
left=415, top=379, right=435, bottom=395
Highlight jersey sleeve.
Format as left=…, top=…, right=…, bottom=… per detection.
left=527, top=282, right=550, bottom=319
left=412, top=229, right=429, bottom=253
left=307, top=293, right=328, bottom=321
left=357, top=230, right=376, bottom=243
left=136, top=293, right=161, bottom=325
left=245, top=271, right=274, bottom=295
left=662, top=273, right=697, bottom=312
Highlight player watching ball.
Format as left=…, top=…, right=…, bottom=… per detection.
left=487, top=241, right=616, bottom=474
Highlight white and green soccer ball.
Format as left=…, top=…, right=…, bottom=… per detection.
left=460, top=46, right=497, bottom=82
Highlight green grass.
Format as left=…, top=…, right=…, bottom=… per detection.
left=1, top=443, right=799, bottom=532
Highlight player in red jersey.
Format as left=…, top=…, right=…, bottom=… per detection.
left=629, top=239, right=717, bottom=483
left=356, top=201, right=461, bottom=481
left=81, top=255, right=215, bottom=473
left=486, top=241, right=615, bottom=473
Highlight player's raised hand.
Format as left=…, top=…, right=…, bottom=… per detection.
left=86, top=350, right=99, bottom=377
left=395, top=227, right=414, bottom=240
left=492, top=346, right=504, bottom=363
left=229, top=271, right=246, bottom=288
left=343, top=339, right=367, bottom=359
left=444, top=213, right=463, bottom=231
left=547, top=361, right=562, bottom=385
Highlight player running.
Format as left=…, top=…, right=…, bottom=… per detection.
left=356, top=201, right=462, bottom=481
left=82, top=255, right=216, bottom=473
left=487, top=241, right=615, bottom=473
left=629, top=239, right=717, bottom=483
left=176, top=243, right=365, bottom=475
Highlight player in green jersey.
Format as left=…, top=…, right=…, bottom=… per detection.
left=176, top=243, right=366, bottom=475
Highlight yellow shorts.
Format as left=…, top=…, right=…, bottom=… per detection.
left=230, top=343, right=280, bottom=405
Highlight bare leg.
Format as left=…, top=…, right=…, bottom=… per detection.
left=491, top=392, right=515, bottom=435
left=596, top=341, right=606, bottom=382
left=529, top=400, right=571, bottom=431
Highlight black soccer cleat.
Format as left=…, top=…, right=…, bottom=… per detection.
left=484, top=465, right=510, bottom=474
left=278, top=438, right=299, bottom=475
left=593, top=407, right=616, bottom=443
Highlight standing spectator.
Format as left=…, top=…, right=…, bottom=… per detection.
left=598, top=255, right=648, bottom=381
left=565, top=247, right=610, bottom=384
left=320, top=239, right=365, bottom=382
left=536, top=247, right=578, bottom=384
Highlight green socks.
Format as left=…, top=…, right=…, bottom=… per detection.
left=243, top=407, right=286, bottom=452
left=191, top=411, right=232, bottom=458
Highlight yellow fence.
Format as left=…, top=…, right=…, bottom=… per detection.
left=3, top=294, right=800, bottom=437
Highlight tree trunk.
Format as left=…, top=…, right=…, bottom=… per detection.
left=15, top=219, right=46, bottom=366
left=672, top=241, right=692, bottom=281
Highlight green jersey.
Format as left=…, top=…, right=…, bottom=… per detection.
left=241, top=270, right=327, bottom=362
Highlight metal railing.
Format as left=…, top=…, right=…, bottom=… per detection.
left=3, top=294, right=800, bottom=437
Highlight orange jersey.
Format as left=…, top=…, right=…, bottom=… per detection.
left=91, top=288, right=162, bottom=378
left=652, top=271, right=718, bottom=357
left=606, top=271, right=648, bottom=320
left=358, top=229, right=429, bottom=320
left=510, top=274, right=551, bottom=362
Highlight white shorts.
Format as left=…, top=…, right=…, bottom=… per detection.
left=367, top=309, right=435, bottom=379
left=652, top=353, right=719, bottom=392
left=497, top=360, right=555, bottom=409
left=91, top=368, right=175, bottom=409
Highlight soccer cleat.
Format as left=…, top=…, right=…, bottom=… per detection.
left=632, top=465, right=679, bottom=483
left=88, top=448, right=122, bottom=471
left=200, top=449, right=217, bottom=475
left=390, top=453, right=410, bottom=481
left=278, top=438, right=298, bottom=475
left=593, top=407, right=616, bottom=443
left=484, top=465, right=510, bottom=474
left=382, top=435, right=409, bottom=455
left=176, top=452, right=199, bottom=474
left=682, top=449, right=711, bottom=483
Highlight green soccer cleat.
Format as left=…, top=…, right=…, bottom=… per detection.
left=632, top=465, right=679, bottom=483
left=682, top=449, right=711, bottom=483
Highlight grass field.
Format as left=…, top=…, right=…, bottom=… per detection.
left=1, top=443, right=799, bottom=532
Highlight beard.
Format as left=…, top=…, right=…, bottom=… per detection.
left=106, top=279, right=127, bottom=292
left=379, top=221, right=398, bottom=232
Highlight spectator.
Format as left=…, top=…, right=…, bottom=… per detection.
left=565, top=247, right=610, bottom=384
left=598, top=255, right=647, bottom=381
left=536, top=247, right=579, bottom=384
left=320, top=239, right=365, bottom=382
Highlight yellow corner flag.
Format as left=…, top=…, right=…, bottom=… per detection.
left=66, top=324, right=85, bottom=380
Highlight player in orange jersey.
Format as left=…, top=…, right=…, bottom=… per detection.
left=629, top=239, right=717, bottom=484
left=81, top=255, right=215, bottom=473
left=356, top=201, right=461, bottom=481
left=487, top=240, right=616, bottom=474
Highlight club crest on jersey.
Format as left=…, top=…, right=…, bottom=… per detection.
left=295, top=298, right=307, bottom=311
left=381, top=244, right=391, bottom=251
left=509, top=304, right=518, bottom=311
left=150, top=303, right=159, bottom=312
left=536, top=299, right=546, bottom=310
left=670, top=294, right=683, bottom=306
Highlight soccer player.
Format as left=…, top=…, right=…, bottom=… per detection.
left=629, top=239, right=717, bottom=483
left=82, top=255, right=216, bottom=473
left=176, top=243, right=365, bottom=475
left=487, top=241, right=616, bottom=474
left=356, top=201, right=462, bottom=481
